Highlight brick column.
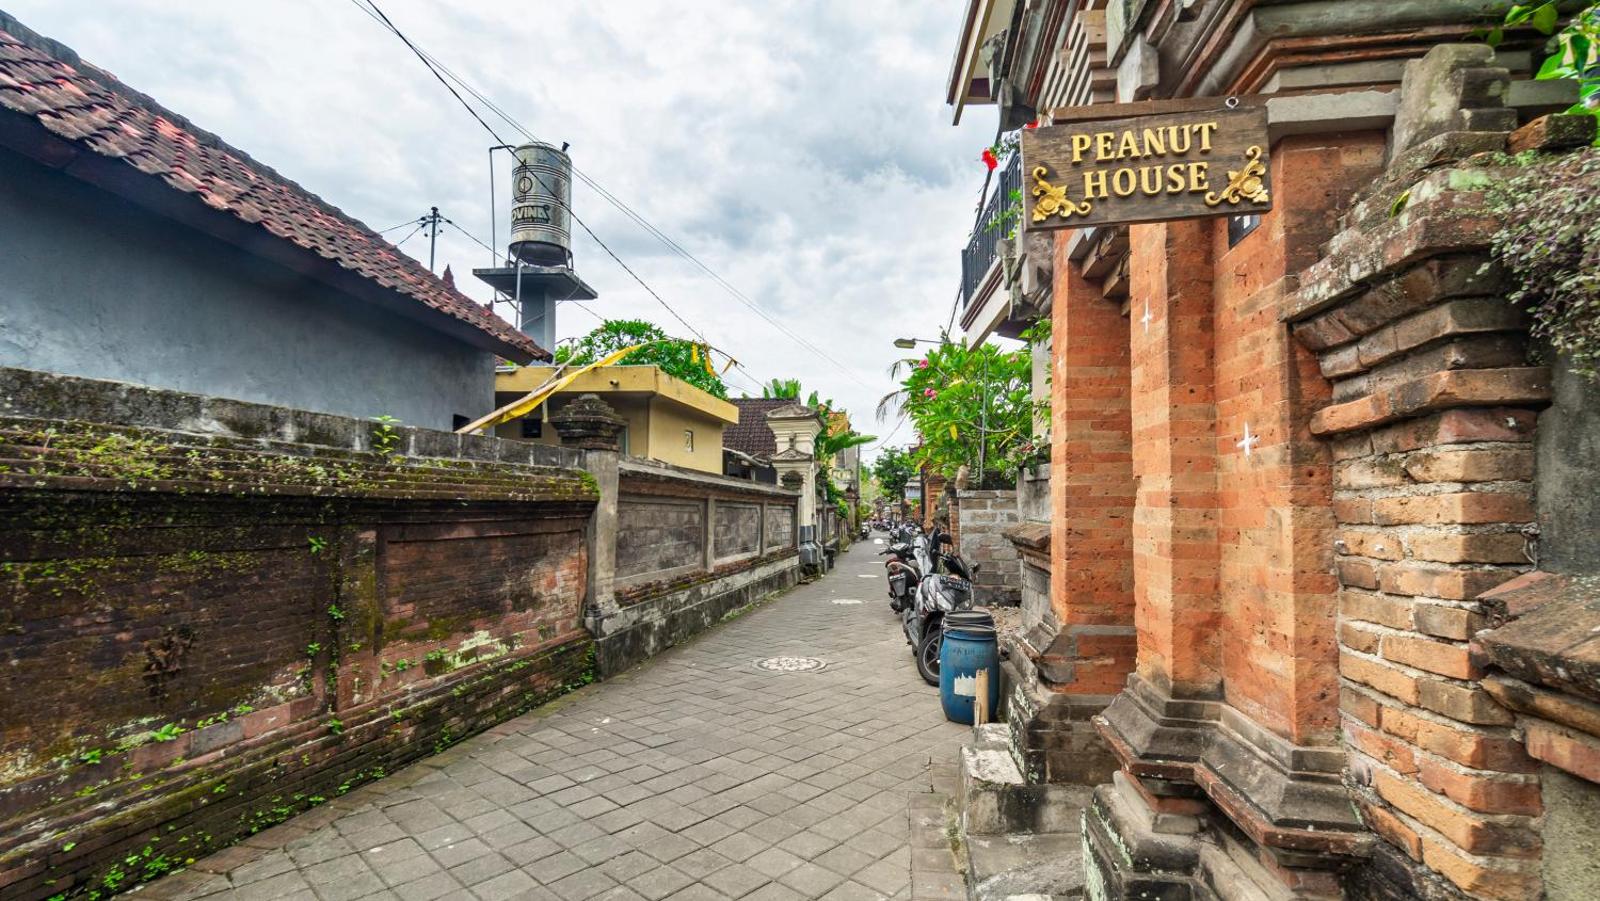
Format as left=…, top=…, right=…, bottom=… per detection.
left=1127, top=219, right=1220, bottom=702
left=1049, top=238, right=1136, bottom=697
left=1087, top=135, right=1388, bottom=899
left=551, top=394, right=624, bottom=634
left=992, top=232, right=1136, bottom=785
left=1286, top=121, right=1553, bottom=896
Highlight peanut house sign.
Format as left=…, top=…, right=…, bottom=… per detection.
left=1018, top=104, right=1271, bottom=231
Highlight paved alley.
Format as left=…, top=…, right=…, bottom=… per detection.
left=149, top=542, right=969, bottom=901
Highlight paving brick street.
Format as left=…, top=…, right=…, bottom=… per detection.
left=147, top=544, right=967, bottom=901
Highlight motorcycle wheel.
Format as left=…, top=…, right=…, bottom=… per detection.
left=915, top=627, right=941, bottom=686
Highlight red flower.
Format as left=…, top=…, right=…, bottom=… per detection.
left=1022, top=119, right=1039, bottom=130
left=980, top=148, right=998, bottom=171
left=923, top=388, right=937, bottom=398
left=918, top=359, right=929, bottom=369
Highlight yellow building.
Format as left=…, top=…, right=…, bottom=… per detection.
left=493, top=365, right=737, bottom=474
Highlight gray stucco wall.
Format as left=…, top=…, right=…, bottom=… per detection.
left=1536, top=359, right=1600, bottom=574
left=0, top=147, right=493, bottom=431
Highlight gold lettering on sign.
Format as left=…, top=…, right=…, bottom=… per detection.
left=1083, top=169, right=1108, bottom=201
left=1031, top=166, right=1093, bottom=222
left=1021, top=107, right=1270, bottom=231
left=1071, top=133, right=1093, bottom=163
left=1204, top=146, right=1270, bottom=208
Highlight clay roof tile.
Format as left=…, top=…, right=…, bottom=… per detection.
left=0, top=14, right=543, bottom=361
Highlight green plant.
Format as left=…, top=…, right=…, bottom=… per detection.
left=307, top=535, right=328, bottom=555
left=555, top=319, right=728, bottom=398
left=327, top=604, right=345, bottom=621
left=327, top=718, right=344, bottom=736
left=1488, top=148, right=1600, bottom=378
left=983, top=187, right=1025, bottom=239
left=1488, top=2, right=1600, bottom=141
left=759, top=377, right=803, bottom=399
left=877, top=340, right=1037, bottom=480
left=371, top=415, right=402, bottom=458
left=757, top=379, right=838, bottom=416
left=151, top=723, right=184, bottom=743
left=871, top=447, right=917, bottom=502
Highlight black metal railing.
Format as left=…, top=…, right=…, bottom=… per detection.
left=960, top=153, right=1022, bottom=310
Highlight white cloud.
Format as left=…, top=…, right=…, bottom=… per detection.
left=8, top=0, right=998, bottom=456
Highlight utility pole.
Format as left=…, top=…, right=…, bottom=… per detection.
left=423, top=206, right=442, bottom=272
left=976, top=350, right=988, bottom=483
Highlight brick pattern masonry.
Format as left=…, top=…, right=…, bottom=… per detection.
left=0, top=410, right=597, bottom=899
left=1285, top=131, right=1553, bottom=899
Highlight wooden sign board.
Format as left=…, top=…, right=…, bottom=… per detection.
left=1018, top=106, right=1272, bottom=232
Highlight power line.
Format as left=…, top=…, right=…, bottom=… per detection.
left=351, top=0, right=712, bottom=350
left=377, top=217, right=425, bottom=234
left=347, top=0, right=877, bottom=394
left=353, top=0, right=778, bottom=399
left=436, top=216, right=764, bottom=396
left=391, top=220, right=428, bottom=248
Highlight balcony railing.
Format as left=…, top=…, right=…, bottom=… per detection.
left=960, top=152, right=1021, bottom=310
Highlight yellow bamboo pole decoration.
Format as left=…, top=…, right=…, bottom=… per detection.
left=455, top=343, right=646, bottom=435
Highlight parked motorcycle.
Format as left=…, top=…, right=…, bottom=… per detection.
left=879, top=537, right=922, bottom=613
left=901, top=527, right=977, bottom=685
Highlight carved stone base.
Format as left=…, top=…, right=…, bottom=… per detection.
left=1000, top=632, right=1119, bottom=785
left=1082, top=774, right=1201, bottom=901
left=1088, top=675, right=1372, bottom=898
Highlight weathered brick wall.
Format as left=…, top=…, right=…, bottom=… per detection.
left=615, top=497, right=703, bottom=583
left=0, top=369, right=597, bottom=900
left=597, top=460, right=800, bottom=673
left=613, top=463, right=796, bottom=592
left=714, top=502, right=762, bottom=560
left=1284, top=129, right=1557, bottom=898
left=765, top=504, right=795, bottom=551
left=952, top=489, right=1020, bottom=606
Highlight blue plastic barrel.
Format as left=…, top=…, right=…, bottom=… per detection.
left=939, top=619, right=1000, bottom=725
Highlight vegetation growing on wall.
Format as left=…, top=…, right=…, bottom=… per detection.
left=1486, top=2, right=1600, bottom=139
left=1489, top=147, right=1600, bottom=377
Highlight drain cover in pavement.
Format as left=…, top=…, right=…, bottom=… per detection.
left=756, top=656, right=827, bottom=673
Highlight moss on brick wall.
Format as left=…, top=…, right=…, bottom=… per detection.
left=0, top=416, right=597, bottom=899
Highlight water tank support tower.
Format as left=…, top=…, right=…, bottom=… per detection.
left=473, top=142, right=597, bottom=355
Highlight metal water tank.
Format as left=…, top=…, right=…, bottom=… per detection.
left=509, top=142, right=572, bottom=266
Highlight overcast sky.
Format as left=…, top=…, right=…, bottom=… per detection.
left=11, top=0, right=999, bottom=459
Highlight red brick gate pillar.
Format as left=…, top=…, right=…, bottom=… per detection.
left=1128, top=219, right=1221, bottom=705
left=1086, top=134, right=1389, bottom=898
left=1008, top=233, right=1137, bottom=783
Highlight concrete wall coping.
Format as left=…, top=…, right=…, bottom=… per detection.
left=620, top=455, right=799, bottom=501
left=0, top=366, right=581, bottom=469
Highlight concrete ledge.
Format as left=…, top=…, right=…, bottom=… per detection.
left=0, top=365, right=581, bottom=468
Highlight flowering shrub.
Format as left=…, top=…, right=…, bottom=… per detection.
left=878, top=340, right=1037, bottom=481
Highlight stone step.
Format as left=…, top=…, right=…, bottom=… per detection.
left=966, top=831, right=1085, bottom=900
left=959, top=723, right=1092, bottom=836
